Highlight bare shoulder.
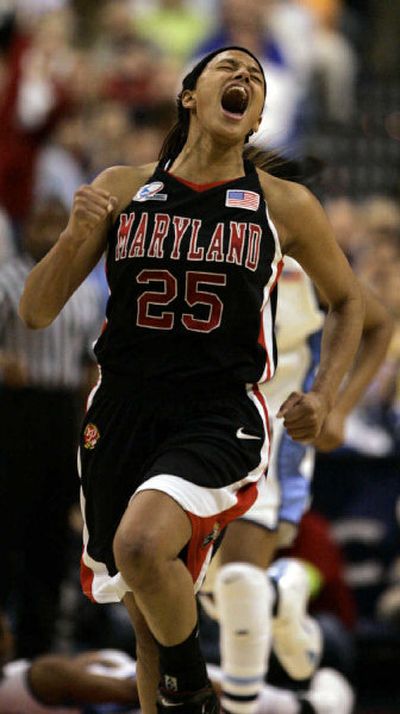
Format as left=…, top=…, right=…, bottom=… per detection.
left=256, top=168, right=321, bottom=251
left=93, top=162, right=158, bottom=216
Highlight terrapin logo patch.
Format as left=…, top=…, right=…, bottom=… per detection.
left=83, top=423, right=100, bottom=450
left=202, top=522, right=221, bottom=548
left=133, top=181, right=168, bottom=202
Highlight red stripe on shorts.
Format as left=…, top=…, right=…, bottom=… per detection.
left=185, top=480, right=259, bottom=587
left=80, top=550, right=96, bottom=602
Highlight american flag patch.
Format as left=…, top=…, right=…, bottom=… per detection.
left=225, top=189, right=260, bottom=211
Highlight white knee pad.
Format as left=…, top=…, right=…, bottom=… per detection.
left=268, top=558, right=322, bottom=680
left=215, top=562, right=274, bottom=714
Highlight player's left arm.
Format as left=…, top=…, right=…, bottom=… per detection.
left=314, top=284, right=393, bottom=451
left=261, top=173, right=364, bottom=443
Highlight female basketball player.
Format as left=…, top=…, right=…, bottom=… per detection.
left=20, top=47, right=365, bottom=714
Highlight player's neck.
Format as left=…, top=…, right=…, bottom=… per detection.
left=170, top=136, right=245, bottom=184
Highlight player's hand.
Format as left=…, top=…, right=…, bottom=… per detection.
left=313, top=408, right=346, bottom=452
left=277, top=391, right=329, bottom=443
left=65, top=185, right=118, bottom=244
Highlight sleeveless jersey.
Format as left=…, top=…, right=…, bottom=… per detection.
left=94, top=159, right=283, bottom=391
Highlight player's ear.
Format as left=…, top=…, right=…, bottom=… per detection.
left=181, top=89, right=196, bottom=110
left=252, top=114, right=263, bottom=134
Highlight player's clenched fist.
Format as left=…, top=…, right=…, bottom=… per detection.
left=277, top=390, right=329, bottom=444
left=66, top=186, right=118, bottom=243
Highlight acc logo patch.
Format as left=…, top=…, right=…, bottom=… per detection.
left=83, top=423, right=100, bottom=450
left=133, top=181, right=168, bottom=202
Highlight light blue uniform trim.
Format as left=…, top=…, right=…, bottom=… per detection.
left=278, top=330, right=322, bottom=525
left=224, top=674, right=265, bottom=685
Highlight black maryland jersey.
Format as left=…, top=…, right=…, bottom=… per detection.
left=94, top=159, right=283, bottom=391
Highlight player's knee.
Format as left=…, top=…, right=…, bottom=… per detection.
left=113, top=529, right=160, bottom=588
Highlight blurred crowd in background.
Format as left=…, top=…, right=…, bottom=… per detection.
left=0, top=0, right=399, bottom=711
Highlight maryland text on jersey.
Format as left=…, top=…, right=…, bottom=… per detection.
left=115, top=212, right=263, bottom=272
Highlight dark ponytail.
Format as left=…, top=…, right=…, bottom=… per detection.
left=158, top=92, right=190, bottom=164
left=243, top=146, right=324, bottom=186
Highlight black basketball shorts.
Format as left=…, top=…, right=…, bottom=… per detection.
left=79, top=379, right=271, bottom=603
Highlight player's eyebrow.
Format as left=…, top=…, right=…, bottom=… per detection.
left=215, top=57, right=263, bottom=76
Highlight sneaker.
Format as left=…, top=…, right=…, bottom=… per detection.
left=268, top=558, right=322, bottom=680
left=299, top=667, right=355, bottom=714
left=157, top=685, right=220, bottom=714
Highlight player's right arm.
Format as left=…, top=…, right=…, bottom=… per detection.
left=19, top=164, right=154, bottom=329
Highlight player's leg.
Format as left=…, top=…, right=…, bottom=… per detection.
left=214, top=538, right=321, bottom=714
left=123, top=592, right=160, bottom=714
left=218, top=526, right=322, bottom=676
left=210, top=428, right=320, bottom=713
left=114, top=490, right=196, bottom=644
left=207, top=453, right=281, bottom=714
left=214, top=559, right=275, bottom=714
left=268, top=557, right=322, bottom=680
left=220, top=519, right=280, bottom=568
left=113, top=489, right=216, bottom=713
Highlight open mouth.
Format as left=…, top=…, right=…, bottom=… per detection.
left=221, top=85, right=249, bottom=120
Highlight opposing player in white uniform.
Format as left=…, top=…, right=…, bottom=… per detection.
left=0, top=642, right=137, bottom=714
left=245, top=256, right=324, bottom=547
left=201, top=257, right=392, bottom=714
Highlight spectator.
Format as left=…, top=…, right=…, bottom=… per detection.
left=92, top=0, right=159, bottom=113
left=135, top=0, right=211, bottom=61
left=34, top=110, right=88, bottom=209
left=85, top=101, right=133, bottom=177
left=0, top=198, right=103, bottom=657
left=0, top=9, right=75, bottom=230
left=324, top=196, right=364, bottom=264
left=359, top=195, right=400, bottom=247
left=265, top=0, right=316, bottom=91
left=297, top=0, right=358, bottom=123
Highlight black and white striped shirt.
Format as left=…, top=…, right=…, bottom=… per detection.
left=0, top=255, right=103, bottom=390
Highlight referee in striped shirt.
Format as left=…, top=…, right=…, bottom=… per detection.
left=0, top=198, right=103, bottom=658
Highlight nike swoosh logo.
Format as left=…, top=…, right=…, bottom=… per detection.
left=236, top=428, right=261, bottom=440
left=159, top=700, right=185, bottom=708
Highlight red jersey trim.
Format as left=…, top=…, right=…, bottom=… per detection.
left=167, top=173, right=237, bottom=192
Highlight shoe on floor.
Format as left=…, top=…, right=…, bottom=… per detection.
left=299, top=667, right=355, bottom=714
